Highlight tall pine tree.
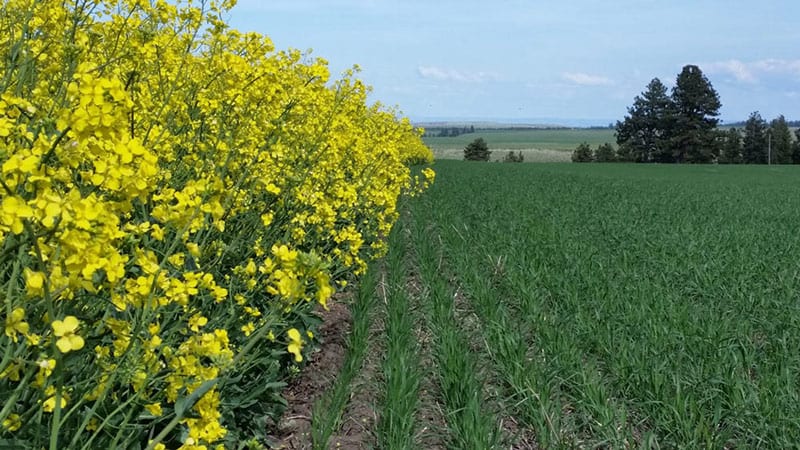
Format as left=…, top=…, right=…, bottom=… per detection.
left=718, top=128, right=742, bottom=164
left=769, top=115, right=792, bottom=164
left=742, top=112, right=768, bottom=164
left=670, top=65, right=721, bottom=163
left=615, top=78, right=673, bottom=163
left=793, top=129, right=800, bottom=164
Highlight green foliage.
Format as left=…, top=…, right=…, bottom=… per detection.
left=793, top=129, right=800, bottom=164
left=615, top=78, right=673, bottom=162
left=615, top=142, right=635, bottom=162
left=743, top=111, right=768, bottom=163
left=412, top=160, right=800, bottom=448
left=409, top=209, right=502, bottom=449
left=571, top=142, right=594, bottom=162
left=616, top=66, right=721, bottom=163
left=376, top=221, right=421, bottom=450
left=769, top=115, right=793, bottom=164
left=463, top=137, right=491, bottom=161
left=594, top=143, right=616, bottom=162
left=310, top=264, right=379, bottom=450
left=502, top=150, right=524, bottom=163
left=718, top=128, right=743, bottom=164
left=670, top=65, right=721, bottom=163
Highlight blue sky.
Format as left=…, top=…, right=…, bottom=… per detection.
left=227, top=1, right=800, bottom=126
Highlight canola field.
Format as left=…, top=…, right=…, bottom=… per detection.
left=0, top=1, right=432, bottom=448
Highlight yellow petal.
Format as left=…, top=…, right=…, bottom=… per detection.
left=63, top=316, right=79, bottom=332
left=287, top=343, right=303, bottom=362
left=69, top=335, right=85, bottom=351
left=52, top=320, right=65, bottom=336
left=10, top=308, right=25, bottom=321
left=56, top=336, right=73, bottom=353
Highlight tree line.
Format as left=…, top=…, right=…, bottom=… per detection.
left=424, top=125, right=476, bottom=137
left=574, top=64, right=799, bottom=164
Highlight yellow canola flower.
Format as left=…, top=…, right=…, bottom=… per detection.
left=2, top=413, right=21, bottom=432
left=34, top=357, right=56, bottom=387
left=240, top=322, right=255, bottom=336
left=52, top=316, right=85, bottom=353
left=24, top=269, right=46, bottom=297
left=0, top=196, right=34, bottom=234
left=0, top=361, right=21, bottom=381
left=188, top=314, right=208, bottom=332
left=4, top=307, right=29, bottom=342
left=42, top=387, right=69, bottom=413
left=287, top=328, right=304, bottom=362
left=145, top=402, right=163, bottom=417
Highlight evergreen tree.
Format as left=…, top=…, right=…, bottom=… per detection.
left=742, top=112, right=768, bottom=164
left=463, top=137, right=491, bottom=161
left=502, top=150, right=524, bottom=163
left=615, top=78, right=674, bottom=162
left=769, top=115, right=792, bottom=164
left=616, top=142, right=634, bottom=162
left=718, top=128, right=742, bottom=164
left=793, top=129, right=800, bottom=164
left=670, top=65, right=721, bottom=163
left=571, top=142, right=594, bottom=162
left=594, top=143, right=616, bottom=162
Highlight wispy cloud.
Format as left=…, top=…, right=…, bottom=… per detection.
left=417, top=65, right=499, bottom=83
left=562, top=72, right=613, bottom=86
left=704, top=59, right=800, bottom=83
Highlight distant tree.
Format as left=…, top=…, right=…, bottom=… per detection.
left=769, top=115, right=792, bottom=164
left=594, top=143, right=616, bottom=162
left=742, top=112, right=768, bottom=164
left=670, top=65, right=721, bottom=163
left=464, top=137, right=491, bottom=161
left=469, top=125, right=475, bottom=133
left=502, top=150, right=524, bottom=163
left=793, top=129, right=800, bottom=164
left=615, top=142, right=635, bottom=162
left=571, top=142, right=594, bottom=162
left=615, top=78, right=674, bottom=162
left=718, top=128, right=742, bottom=164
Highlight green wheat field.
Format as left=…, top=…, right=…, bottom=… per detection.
left=306, top=161, right=800, bottom=449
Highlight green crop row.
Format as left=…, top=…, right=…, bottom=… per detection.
left=403, top=161, right=800, bottom=448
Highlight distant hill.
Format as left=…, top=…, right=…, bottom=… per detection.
left=414, top=121, right=568, bottom=130
left=411, top=117, right=617, bottom=128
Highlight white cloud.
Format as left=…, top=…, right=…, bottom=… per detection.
left=704, top=59, right=800, bottom=83
left=562, top=72, right=613, bottom=86
left=417, top=65, right=498, bottom=83
left=704, top=60, right=757, bottom=83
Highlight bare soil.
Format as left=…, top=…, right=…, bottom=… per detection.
left=269, top=300, right=352, bottom=449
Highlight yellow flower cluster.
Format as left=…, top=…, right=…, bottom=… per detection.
left=0, top=0, right=432, bottom=448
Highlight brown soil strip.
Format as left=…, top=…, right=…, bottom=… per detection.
left=269, top=298, right=352, bottom=449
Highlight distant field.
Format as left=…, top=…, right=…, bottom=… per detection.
left=422, top=128, right=616, bottom=159
left=433, top=147, right=573, bottom=163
